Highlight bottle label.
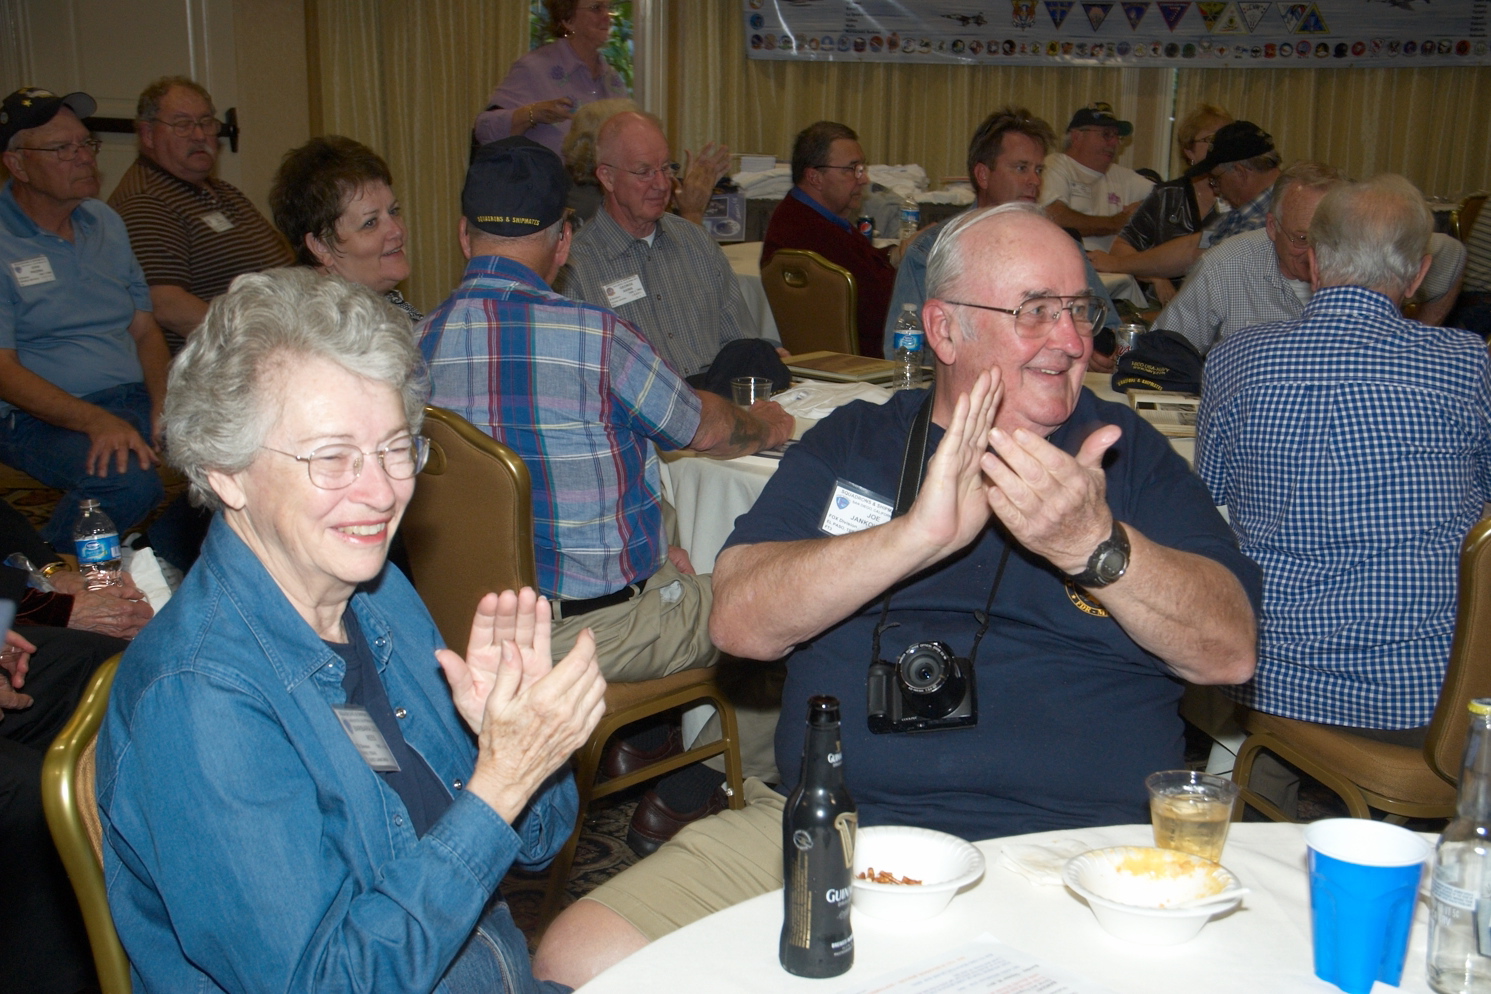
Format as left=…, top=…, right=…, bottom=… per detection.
left=894, top=331, right=924, bottom=353
left=1435, top=875, right=1479, bottom=910
left=74, top=532, right=121, bottom=566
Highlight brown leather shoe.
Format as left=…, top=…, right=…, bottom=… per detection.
left=601, top=724, right=683, bottom=781
left=626, top=785, right=729, bottom=857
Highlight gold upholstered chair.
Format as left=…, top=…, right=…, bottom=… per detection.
left=399, top=406, right=744, bottom=931
left=760, top=248, right=859, bottom=355
left=1232, top=518, right=1491, bottom=822
left=41, top=653, right=132, bottom=994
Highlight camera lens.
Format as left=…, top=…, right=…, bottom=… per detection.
left=895, top=642, right=967, bottom=719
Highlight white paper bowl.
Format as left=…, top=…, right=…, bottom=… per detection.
left=851, top=825, right=986, bottom=921
left=1063, top=846, right=1242, bottom=945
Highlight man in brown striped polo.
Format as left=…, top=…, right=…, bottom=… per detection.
left=108, top=76, right=291, bottom=352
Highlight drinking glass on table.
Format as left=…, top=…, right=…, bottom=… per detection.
left=1146, top=770, right=1239, bottom=862
left=731, top=376, right=773, bottom=406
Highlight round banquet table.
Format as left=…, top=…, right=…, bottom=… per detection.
left=577, top=822, right=1435, bottom=994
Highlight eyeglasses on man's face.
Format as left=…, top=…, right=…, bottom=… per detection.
left=152, top=115, right=223, bottom=138
left=813, top=161, right=867, bottom=179
left=15, top=137, right=102, bottom=161
left=943, top=294, right=1108, bottom=337
left=602, top=161, right=680, bottom=183
left=262, top=435, right=430, bottom=490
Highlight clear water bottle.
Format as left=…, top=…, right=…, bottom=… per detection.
left=780, top=696, right=857, bottom=978
left=897, top=195, right=920, bottom=241
left=892, top=304, right=925, bottom=390
left=1428, top=698, right=1491, bottom=993
left=71, top=499, right=121, bottom=590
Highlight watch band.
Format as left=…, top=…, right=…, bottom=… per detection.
left=1072, top=520, right=1130, bottom=589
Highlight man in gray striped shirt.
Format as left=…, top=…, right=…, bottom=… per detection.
left=558, top=111, right=775, bottom=380
left=108, top=76, right=292, bottom=352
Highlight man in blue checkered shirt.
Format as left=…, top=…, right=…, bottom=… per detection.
left=1197, top=174, right=1491, bottom=745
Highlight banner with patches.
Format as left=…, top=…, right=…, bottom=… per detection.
left=743, top=0, right=1491, bottom=67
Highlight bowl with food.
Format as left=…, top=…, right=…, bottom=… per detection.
left=1063, top=845, right=1244, bottom=945
left=851, top=825, right=985, bottom=921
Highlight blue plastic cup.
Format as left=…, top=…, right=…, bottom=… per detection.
left=1304, top=819, right=1429, bottom=994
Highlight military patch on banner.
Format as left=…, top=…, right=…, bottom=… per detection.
left=1280, top=3, right=1306, bottom=31
left=1013, top=0, right=1038, bottom=28
left=1045, top=0, right=1074, bottom=28
left=1297, top=3, right=1329, bottom=32
left=1122, top=2, right=1149, bottom=28
left=1084, top=2, right=1114, bottom=29
left=1197, top=2, right=1227, bottom=30
left=1212, top=3, right=1246, bottom=32
left=1065, top=579, right=1110, bottom=617
left=1157, top=1, right=1191, bottom=29
left=1239, top=1, right=1271, bottom=30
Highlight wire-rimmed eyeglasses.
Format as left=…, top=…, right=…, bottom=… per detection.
left=261, top=435, right=430, bottom=490
left=943, top=295, right=1108, bottom=338
left=14, top=138, right=102, bottom=161
left=813, top=161, right=867, bottom=179
left=601, top=161, right=680, bottom=182
left=151, top=115, right=223, bottom=138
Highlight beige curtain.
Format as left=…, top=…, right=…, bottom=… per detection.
left=310, top=0, right=529, bottom=312
left=308, top=0, right=1489, bottom=308
left=1173, top=67, right=1491, bottom=196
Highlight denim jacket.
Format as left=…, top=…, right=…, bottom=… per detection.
left=97, top=516, right=578, bottom=993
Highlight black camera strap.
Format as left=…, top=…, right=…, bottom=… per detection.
left=870, top=393, right=1011, bottom=668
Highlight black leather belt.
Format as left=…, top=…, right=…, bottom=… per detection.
left=557, top=581, right=643, bottom=620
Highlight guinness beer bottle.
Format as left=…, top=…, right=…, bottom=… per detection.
left=780, top=695, right=858, bottom=978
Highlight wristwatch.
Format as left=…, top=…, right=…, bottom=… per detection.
left=1072, top=521, right=1130, bottom=589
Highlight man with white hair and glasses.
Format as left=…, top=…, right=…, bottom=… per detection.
left=0, top=87, right=170, bottom=547
left=534, top=201, right=1260, bottom=988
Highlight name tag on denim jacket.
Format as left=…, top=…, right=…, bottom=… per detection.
left=332, top=705, right=401, bottom=772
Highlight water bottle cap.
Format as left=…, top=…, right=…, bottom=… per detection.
left=902, top=303, right=915, bottom=311
left=79, top=499, right=100, bottom=511
left=1470, top=698, right=1491, bottom=716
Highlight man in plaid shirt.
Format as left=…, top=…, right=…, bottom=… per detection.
left=418, top=137, right=793, bottom=685
left=1197, top=174, right=1491, bottom=747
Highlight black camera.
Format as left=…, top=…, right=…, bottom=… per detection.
left=866, top=641, right=978, bottom=734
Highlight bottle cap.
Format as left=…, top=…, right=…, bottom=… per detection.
left=1470, top=698, right=1491, bottom=716
left=807, top=695, right=841, bottom=725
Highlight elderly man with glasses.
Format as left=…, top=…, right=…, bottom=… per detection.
left=1039, top=102, right=1154, bottom=253
left=108, top=76, right=292, bottom=352
left=533, top=202, right=1261, bottom=989
left=0, top=87, right=170, bottom=548
left=558, top=111, right=781, bottom=384
left=761, top=120, right=899, bottom=357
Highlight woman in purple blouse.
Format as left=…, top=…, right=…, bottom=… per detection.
left=473, top=0, right=629, bottom=156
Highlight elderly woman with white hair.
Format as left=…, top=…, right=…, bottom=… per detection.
left=95, top=268, right=606, bottom=993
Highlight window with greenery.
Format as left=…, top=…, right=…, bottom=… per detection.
left=529, top=1, right=634, bottom=90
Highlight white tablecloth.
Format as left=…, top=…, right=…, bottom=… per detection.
left=579, top=822, right=1434, bottom=994
left=720, top=241, right=778, bottom=342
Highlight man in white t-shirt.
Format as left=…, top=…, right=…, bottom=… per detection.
left=1040, top=102, right=1153, bottom=253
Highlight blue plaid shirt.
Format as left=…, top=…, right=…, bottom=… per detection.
left=1199, top=188, right=1270, bottom=249
left=1197, top=285, right=1491, bottom=728
left=416, top=255, right=702, bottom=599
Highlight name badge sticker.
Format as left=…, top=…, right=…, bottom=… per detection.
left=601, top=274, right=646, bottom=308
left=10, top=255, right=55, bottom=287
left=198, top=211, right=235, bottom=233
left=820, top=478, right=894, bottom=536
left=332, top=705, right=401, bottom=772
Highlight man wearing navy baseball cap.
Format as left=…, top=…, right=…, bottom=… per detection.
left=417, top=135, right=790, bottom=711
left=0, top=87, right=170, bottom=547
left=1039, top=101, right=1154, bottom=252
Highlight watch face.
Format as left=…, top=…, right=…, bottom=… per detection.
left=1096, top=546, right=1128, bottom=582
